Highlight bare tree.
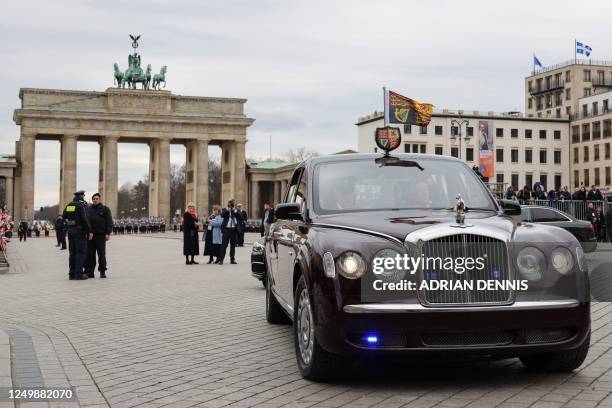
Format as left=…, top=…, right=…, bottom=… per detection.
left=170, top=164, right=186, bottom=216
left=284, top=147, right=320, bottom=163
left=208, top=157, right=221, bottom=209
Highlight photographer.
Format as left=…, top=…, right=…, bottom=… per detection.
left=218, top=199, right=241, bottom=265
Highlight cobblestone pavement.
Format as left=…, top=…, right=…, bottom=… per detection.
left=1, top=234, right=612, bottom=408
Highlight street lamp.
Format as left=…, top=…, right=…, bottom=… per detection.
left=450, top=119, right=471, bottom=160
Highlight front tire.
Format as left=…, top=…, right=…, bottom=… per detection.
left=266, top=272, right=290, bottom=324
left=293, top=275, right=338, bottom=381
left=520, top=333, right=590, bottom=372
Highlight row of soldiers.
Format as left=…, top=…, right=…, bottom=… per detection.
left=112, top=218, right=166, bottom=234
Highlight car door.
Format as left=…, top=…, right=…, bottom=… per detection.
left=270, top=168, right=302, bottom=307
left=285, top=167, right=309, bottom=306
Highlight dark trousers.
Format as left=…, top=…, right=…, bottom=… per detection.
left=85, top=234, right=107, bottom=275
left=608, top=229, right=612, bottom=243
left=67, top=229, right=87, bottom=278
left=237, top=224, right=245, bottom=246
left=56, top=230, right=67, bottom=249
left=219, top=227, right=237, bottom=262
left=19, top=231, right=26, bottom=241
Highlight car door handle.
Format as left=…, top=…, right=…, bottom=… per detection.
left=288, top=251, right=294, bottom=256
left=272, top=231, right=282, bottom=237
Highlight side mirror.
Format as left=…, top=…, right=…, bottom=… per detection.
left=274, top=203, right=304, bottom=221
left=499, top=199, right=521, bottom=216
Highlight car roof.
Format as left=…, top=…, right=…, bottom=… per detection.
left=303, top=153, right=465, bottom=167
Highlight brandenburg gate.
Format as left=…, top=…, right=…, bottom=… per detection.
left=12, top=87, right=254, bottom=221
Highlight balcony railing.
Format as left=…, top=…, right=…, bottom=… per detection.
left=531, top=59, right=612, bottom=76
left=570, top=109, right=612, bottom=121
left=529, top=79, right=565, bottom=95
left=593, top=78, right=612, bottom=87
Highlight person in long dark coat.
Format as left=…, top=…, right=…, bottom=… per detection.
left=183, top=202, right=200, bottom=264
left=203, top=205, right=222, bottom=264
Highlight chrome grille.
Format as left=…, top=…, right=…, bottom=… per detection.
left=419, top=234, right=512, bottom=305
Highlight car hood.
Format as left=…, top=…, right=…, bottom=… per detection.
left=313, top=209, right=517, bottom=242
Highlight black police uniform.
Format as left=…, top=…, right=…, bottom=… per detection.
left=84, top=203, right=113, bottom=278
left=55, top=216, right=67, bottom=249
left=63, top=192, right=92, bottom=280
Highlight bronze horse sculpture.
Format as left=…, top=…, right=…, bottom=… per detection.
left=152, top=66, right=167, bottom=90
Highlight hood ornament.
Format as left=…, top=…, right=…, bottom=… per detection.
left=451, top=194, right=472, bottom=228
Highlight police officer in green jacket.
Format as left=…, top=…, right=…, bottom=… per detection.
left=63, top=190, right=92, bottom=280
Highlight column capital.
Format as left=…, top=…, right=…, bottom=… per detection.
left=63, top=132, right=79, bottom=140
left=104, top=135, right=120, bottom=142
left=20, top=128, right=36, bottom=139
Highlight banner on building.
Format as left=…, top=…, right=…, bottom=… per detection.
left=384, top=89, right=433, bottom=126
left=478, top=120, right=494, bottom=178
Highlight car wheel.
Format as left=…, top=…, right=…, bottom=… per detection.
left=293, top=275, right=337, bottom=381
left=520, top=332, right=590, bottom=372
left=266, top=272, right=290, bottom=324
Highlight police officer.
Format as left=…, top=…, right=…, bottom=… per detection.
left=55, top=214, right=67, bottom=250
left=63, top=190, right=92, bottom=280
left=84, top=193, right=113, bottom=278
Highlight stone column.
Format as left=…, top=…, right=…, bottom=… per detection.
left=13, top=141, right=22, bottom=221
left=5, top=175, right=13, bottom=215
left=19, top=130, right=35, bottom=221
left=281, top=179, right=288, bottom=201
left=195, top=139, right=209, bottom=215
left=273, top=180, right=280, bottom=205
left=103, top=136, right=119, bottom=217
left=157, top=138, right=171, bottom=221
left=148, top=140, right=159, bottom=217
left=233, top=140, right=247, bottom=207
left=251, top=181, right=260, bottom=219
left=59, top=133, right=77, bottom=209
left=220, top=142, right=233, bottom=205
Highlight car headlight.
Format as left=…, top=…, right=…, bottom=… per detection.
left=551, top=247, right=574, bottom=275
left=337, top=251, right=366, bottom=279
left=576, top=246, right=586, bottom=272
left=371, top=248, right=406, bottom=281
left=517, top=246, right=546, bottom=281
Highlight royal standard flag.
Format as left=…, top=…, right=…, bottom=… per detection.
left=384, top=89, right=433, bottom=126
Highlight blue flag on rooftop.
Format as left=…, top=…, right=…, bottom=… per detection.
left=576, top=41, right=592, bottom=57
left=533, top=55, right=543, bottom=68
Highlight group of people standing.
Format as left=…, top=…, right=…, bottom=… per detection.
left=60, top=190, right=114, bottom=280
left=505, top=184, right=606, bottom=202
left=182, top=199, right=248, bottom=265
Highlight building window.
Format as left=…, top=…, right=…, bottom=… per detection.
left=420, top=144, right=426, bottom=154
left=593, top=102, right=599, bottom=116
left=496, top=128, right=504, bottom=138
left=574, top=170, right=580, bottom=188
left=404, top=124, right=411, bottom=134
left=566, top=106, right=571, bottom=116
left=554, top=150, right=562, bottom=164
left=404, top=144, right=410, bottom=153
left=606, top=143, right=611, bottom=159
left=595, top=168, right=600, bottom=186
left=604, top=99, right=609, bottom=113
left=511, top=174, right=519, bottom=189
left=528, top=98, right=533, bottom=109
left=594, top=144, right=600, bottom=161
left=554, top=130, right=561, bottom=140
left=573, top=147, right=579, bottom=163
left=496, top=173, right=504, bottom=184
left=565, top=88, right=571, bottom=100
left=540, top=174, right=548, bottom=189
left=496, top=148, right=504, bottom=163
left=539, top=129, right=547, bottom=139
left=511, top=128, right=518, bottom=138
left=525, top=129, right=532, bottom=139
left=451, top=147, right=459, bottom=158
left=525, top=149, right=533, bottom=163
left=593, top=121, right=601, bottom=139
left=584, top=70, right=591, bottom=81
left=466, top=126, right=474, bottom=137
left=583, top=146, right=589, bottom=162
left=584, top=169, right=590, bottom=186
left=435, top=125, right=443, bottom=135
left=435, top=146, right=443, bottom=155
left=565, top=70, right=571, bottom=82
left=539, top=149, right=547, bottom=164
left=451, top=126, right=458, bottom=136
left=466, top=148, right=474, bottom=161
left=606, top=167, right=611, bottom=186
left=412, top=143, right=419, bottom=153
left=584, top=88, right=591, bottom=97
left=526, top=173, right=533, bottom=189
left=420, top=126, right=427, bottom=134
left=511, top=148, right=519, bottom=163
left=554, top=174, right=562, bottom=191
left=582, top=123, right=590, bottom=141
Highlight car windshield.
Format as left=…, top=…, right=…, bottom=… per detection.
left=313, top=157, right=496, bottom=214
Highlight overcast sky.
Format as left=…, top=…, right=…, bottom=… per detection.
left=2, top=0, right=612, bottom=207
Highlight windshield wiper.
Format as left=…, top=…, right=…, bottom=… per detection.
left=465, top=207, right=497, bottom=212
left=375, top=156, right=424, bottom=171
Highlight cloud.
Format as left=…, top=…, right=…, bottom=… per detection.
left=2, top=0, right=612, bottom=206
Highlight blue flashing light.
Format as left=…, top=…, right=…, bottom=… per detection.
left=365, top=335, right=379, bottom=345
left=492, top=270, right=501, bottom=280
